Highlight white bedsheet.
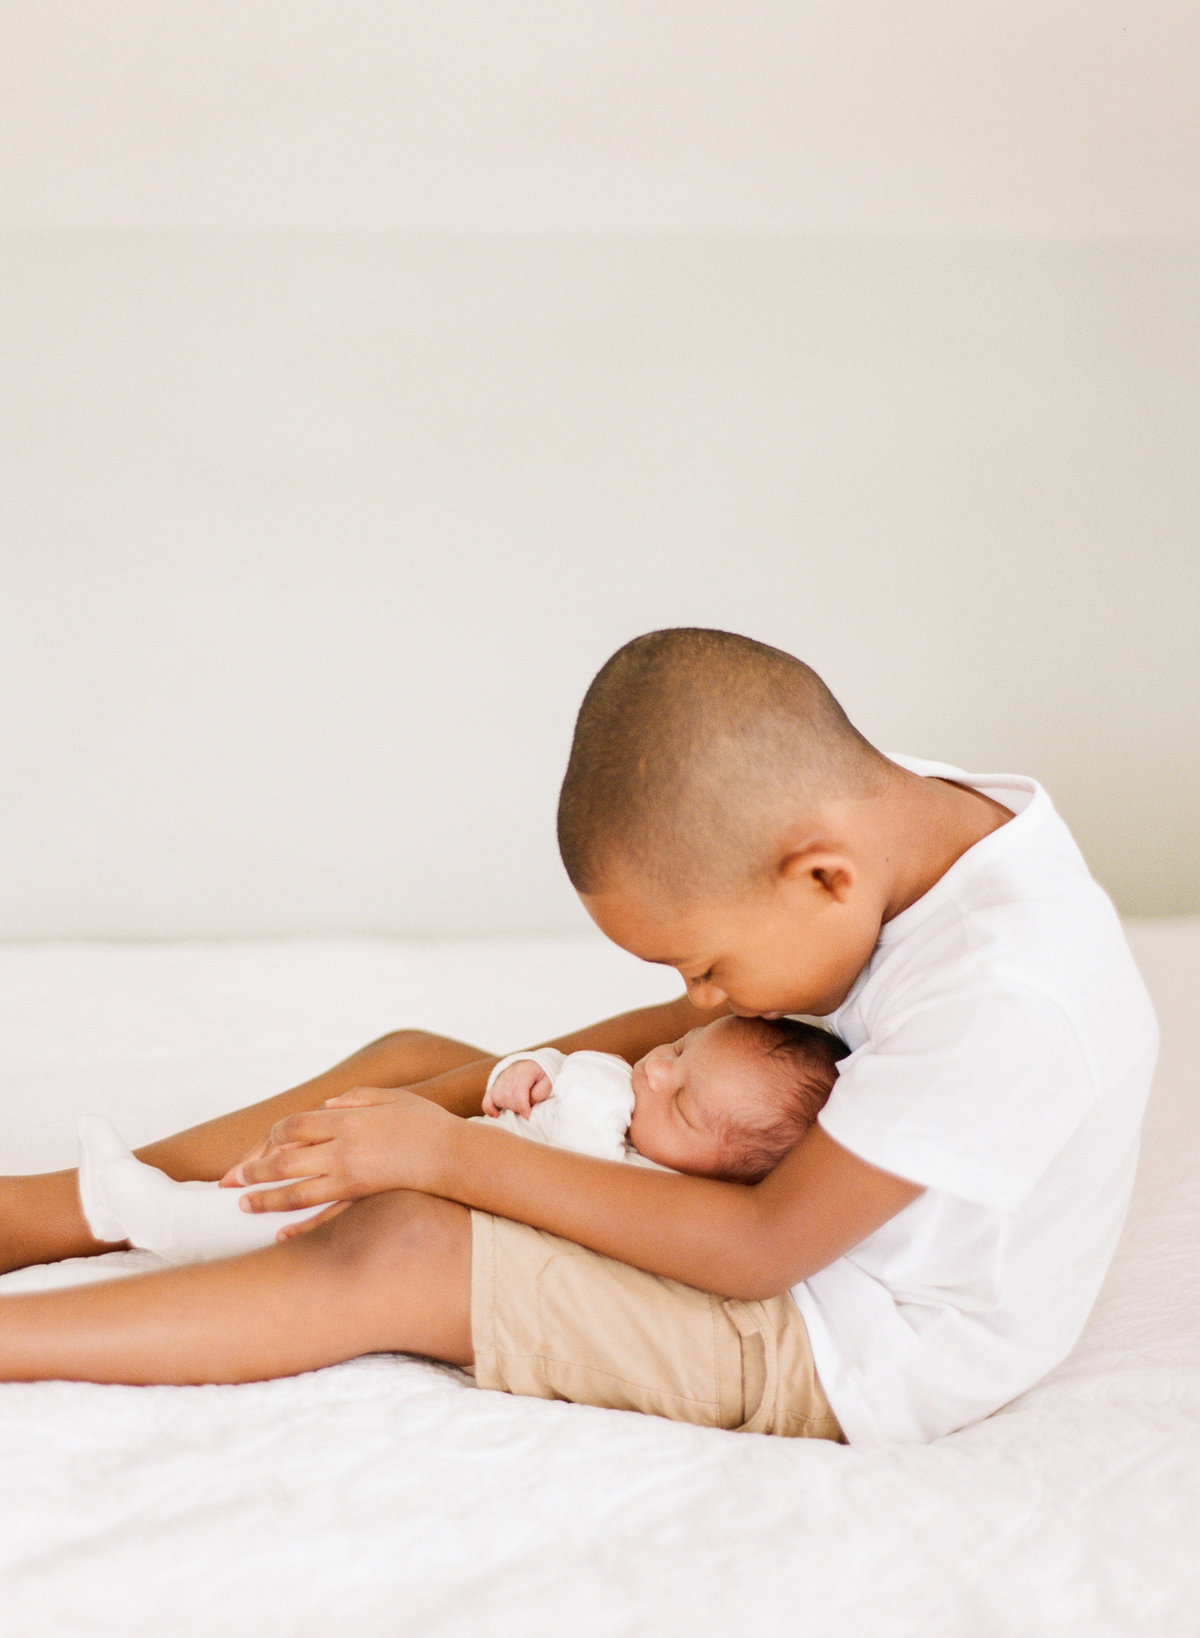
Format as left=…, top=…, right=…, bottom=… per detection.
left=1, top=924, right=1197, bottom=1637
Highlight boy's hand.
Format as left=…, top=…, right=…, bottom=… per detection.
left=223, top=1086, right=458, bottom=1223
left=481, top=1060, right=553, bottom=1119
left=218, top=1087, right=408, bottom=1189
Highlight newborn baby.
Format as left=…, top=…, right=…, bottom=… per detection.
left=77, top=1015, right=847, bottom=1264
left=482, top=1013, right=849, bottom=1182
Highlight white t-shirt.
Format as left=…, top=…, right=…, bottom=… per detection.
left=792, top=755, right=1158, bottom=1445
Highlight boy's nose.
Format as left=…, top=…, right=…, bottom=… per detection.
left=686, top=975, right=726, bottom=1010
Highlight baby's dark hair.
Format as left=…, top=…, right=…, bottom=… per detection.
left=714, top=1017, right=850, bottom=1184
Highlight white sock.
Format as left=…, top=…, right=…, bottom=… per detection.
left=77, top=1116, right=331, bottom=1265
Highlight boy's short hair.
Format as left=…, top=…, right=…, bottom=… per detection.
left=716, top=1017, right=850, bottom=1184
left=558, top=627, right=887, bottom=903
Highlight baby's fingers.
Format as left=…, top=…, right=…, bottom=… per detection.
left=513, top=1072, right=552, bottom=1116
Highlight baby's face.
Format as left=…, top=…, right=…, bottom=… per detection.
left=628, top=1014, right=781, bottom=1177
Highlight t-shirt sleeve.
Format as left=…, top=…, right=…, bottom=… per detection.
left=818, top=981, right=1095, bottom=1211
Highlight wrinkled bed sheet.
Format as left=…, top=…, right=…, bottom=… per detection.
left=0, top=924, right=1197, bottom=1638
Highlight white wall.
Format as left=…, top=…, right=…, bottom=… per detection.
left=2, top=3, right=1197, bottom=235
left=2, top=8, right=1197, bottom=938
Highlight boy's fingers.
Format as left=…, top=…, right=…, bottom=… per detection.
left=221, top=1103, right=356, bottom=1185
left=325, top=1087, right=393, bottom=1108
left=275, top=1202, right=350, bottom=1240
left=220, top=1139, right=268, bottom=1186
left=268, top=1110, right=338, bottom=1148
left=238, top=1142, right=335, bottom=1187
left=240, top=1177, right=340, bottom=1214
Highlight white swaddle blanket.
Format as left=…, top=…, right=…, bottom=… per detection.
left=481, top=1048, right=636, bottom=1158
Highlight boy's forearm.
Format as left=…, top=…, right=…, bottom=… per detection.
left=438, top=1117, right=785, bottom=1300
left=427, top=1112, right=921, bottom=1302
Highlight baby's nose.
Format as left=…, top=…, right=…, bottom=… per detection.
left=644, top=1052, right=673, bottom=1091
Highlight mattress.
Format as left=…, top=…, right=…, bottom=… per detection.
left=1, top=922, right=1197, bottom=1637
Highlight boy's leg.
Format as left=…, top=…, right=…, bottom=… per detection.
left=0, top=1189, right=473, bottom=1383
left=136, top=1030, right=492, bottom=1180
left=0, top=1030, right=490, bottom=1274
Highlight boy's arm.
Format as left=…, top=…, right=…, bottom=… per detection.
left=240, top=1094, right=920, bottom=1300
left=444, top=1116, right=922, bottom=1298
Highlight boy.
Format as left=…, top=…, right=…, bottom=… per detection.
left=0, top=630, right=1158, bottom=1445
left=75, top=1015, right=848, bottom=1262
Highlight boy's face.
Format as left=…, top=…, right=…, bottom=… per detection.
left=582, top=863, right=882, bottom=1019
left=628, top=1016, right=772, bottom=1176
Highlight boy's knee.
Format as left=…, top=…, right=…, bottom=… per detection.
left=378, top=1028, right=447, bottom=1053
left=312, top=1190, right=470, bottom=1283
left=372, top=1027, right=489, bottom=1078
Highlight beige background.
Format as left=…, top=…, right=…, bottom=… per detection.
left=1, top=6, right=1197, bottom=938
left=3, top=2, right=1198, bottom=236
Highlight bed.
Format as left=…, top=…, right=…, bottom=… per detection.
left=1, top=922, right=1197, bottom=1637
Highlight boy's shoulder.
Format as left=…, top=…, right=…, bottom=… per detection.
left=819, top=757, right=1157, bottom=1213
left=876, top=755, right=1136, bottom=959
left=837, top=756, right=1157, bottom=1081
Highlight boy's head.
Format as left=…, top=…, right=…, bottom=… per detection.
left=558, top=628, right=897, bottom=1017
left=628, top=1013, right=849, bottom=1183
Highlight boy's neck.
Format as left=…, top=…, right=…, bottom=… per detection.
left=874, top=767, right=1014, bottom=923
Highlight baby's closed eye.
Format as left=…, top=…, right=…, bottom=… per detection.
left=674, top=1092, right=697, bottom=1128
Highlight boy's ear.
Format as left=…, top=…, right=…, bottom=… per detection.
left=777, top=848, right=856, bottom=902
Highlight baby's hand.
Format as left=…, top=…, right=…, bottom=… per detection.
left=482, top=1060, right=553, bottom=1119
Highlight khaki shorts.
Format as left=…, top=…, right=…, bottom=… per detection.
left=469, top=1210, right=843, bottom=1439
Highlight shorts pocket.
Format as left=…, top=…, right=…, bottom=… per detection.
left=532, top=1247, right=738, bottom=1427
left=723, top=1300, right=777, bottom=1433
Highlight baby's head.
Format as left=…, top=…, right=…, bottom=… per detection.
left=628, top=1013, right=849, bottom=1183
